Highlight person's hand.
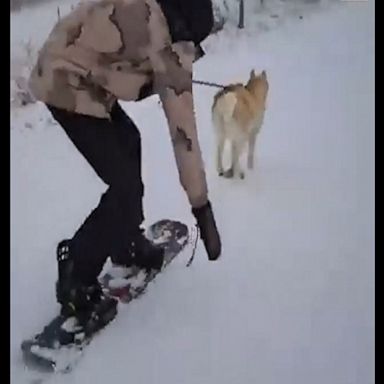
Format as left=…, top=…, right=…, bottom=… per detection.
left=192, top=201, right=221, bottom=261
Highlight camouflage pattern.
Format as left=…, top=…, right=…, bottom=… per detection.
left=29, top=0, right=208, bottom=208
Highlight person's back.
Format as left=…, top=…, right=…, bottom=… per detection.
left=30, top=0, right=179, bottom=118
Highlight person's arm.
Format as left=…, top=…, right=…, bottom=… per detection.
left=153, top=42, right=206, bottom=208
left=150, top=41, right=221, bottom=260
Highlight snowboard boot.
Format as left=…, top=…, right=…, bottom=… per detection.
left=56, top=240, right=117, bottom=336
left=111, top=229, right=165, bottom=272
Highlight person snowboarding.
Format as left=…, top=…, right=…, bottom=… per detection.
left=28, top=0, right=222, bottom=331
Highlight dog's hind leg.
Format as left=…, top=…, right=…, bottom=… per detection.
left=224, top=139, right=245, bottom=179
left=234, top=139, right=246, bottom=179
left=216, top=132, right=225, bottom=176
left=212, top=109, right=227, bottom=177
left=247, top=129, right=257, bottom=170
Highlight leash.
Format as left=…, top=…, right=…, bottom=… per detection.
left=192, top=80, right=225, bottom=89
left=186, top=224, right=200, bottom=267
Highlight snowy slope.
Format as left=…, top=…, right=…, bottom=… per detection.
left=11, top=1, right=374, bottom=383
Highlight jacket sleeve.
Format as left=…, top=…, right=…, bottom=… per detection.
left=149, top=41, right=209, bottom=209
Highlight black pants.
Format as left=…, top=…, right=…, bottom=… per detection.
left=47, top=103, right=144, bottom=284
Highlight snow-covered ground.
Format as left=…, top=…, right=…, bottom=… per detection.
left=11, top=1, right=374, bottom=383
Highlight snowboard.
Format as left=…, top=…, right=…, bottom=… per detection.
left=21, top=219, right=189, bottom=375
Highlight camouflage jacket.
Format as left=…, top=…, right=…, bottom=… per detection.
left=29, top=0, right=212, bottom=208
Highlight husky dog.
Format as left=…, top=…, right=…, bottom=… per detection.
left=212, top=70, right=269, bottom=179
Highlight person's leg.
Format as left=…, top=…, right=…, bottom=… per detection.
left=107, top=103, right=164, bottom=270
left=47, top=103, right=145, bottom=286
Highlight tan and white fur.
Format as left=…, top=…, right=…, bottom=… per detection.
left=212, top=69, right=269, bottom=179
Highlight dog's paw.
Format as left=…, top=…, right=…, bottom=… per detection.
left=239, top=172, right=245, bottom=179
left=223, top=168, right=234, bottom=178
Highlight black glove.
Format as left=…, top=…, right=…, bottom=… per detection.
left=192, top=201, right=221, bottom=261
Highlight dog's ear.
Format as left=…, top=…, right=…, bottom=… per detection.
left=250, top=69, right=256, bottom=79
left=261, top=70, right=267, bottom=79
